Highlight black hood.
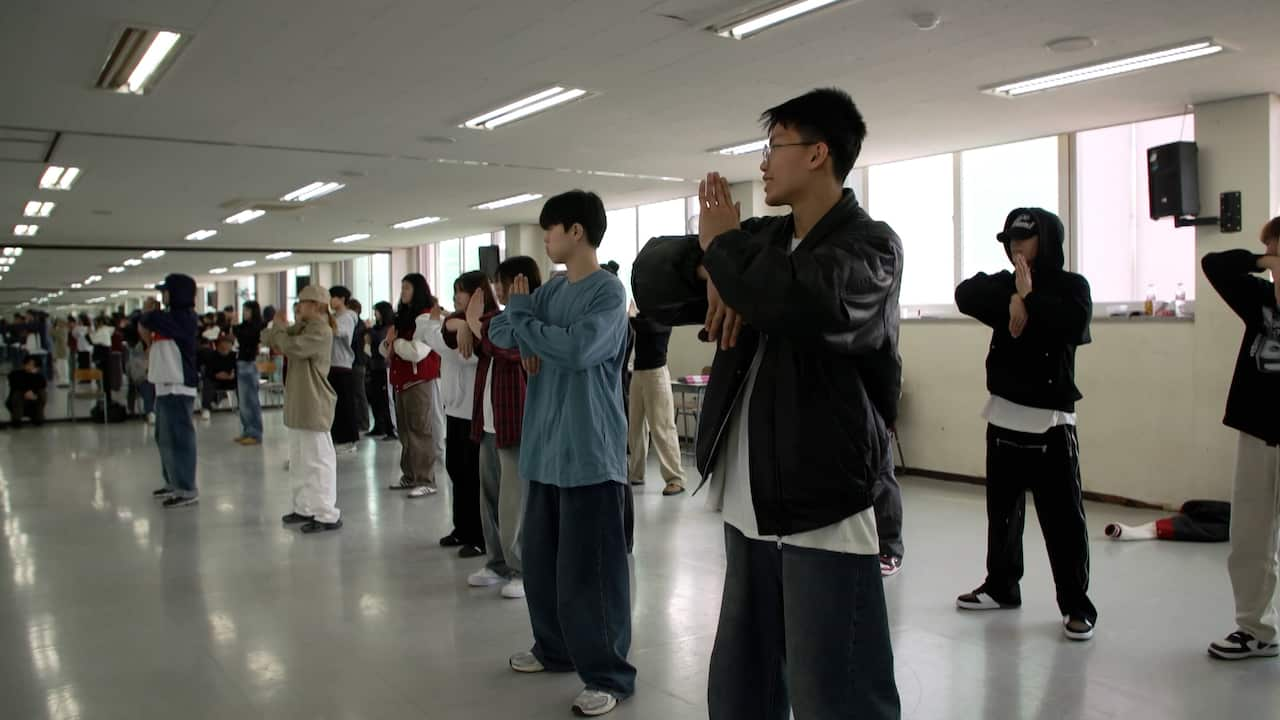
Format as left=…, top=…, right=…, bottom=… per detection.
left=999, top=207, right=1066, bottom=275
left=159, top=273, right=197, bottom=308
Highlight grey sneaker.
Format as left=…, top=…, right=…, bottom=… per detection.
left=509, top=651, right=545, bottom=674
left=572, top=688, right=618, bottom=717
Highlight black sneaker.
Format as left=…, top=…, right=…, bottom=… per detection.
left=281, top=512, right=313, bottom=524
left=956, top=589, right=1020, bottom=611
left=1208, top=631, right=1280, bottom=660
left=163, top=496, right=199, bottom=509
left=1063, top=616, right=1095, bottom=641
left=152, top=487, right=175, bottom=498
left=879, top=555, right=903, bottom=577
left=300, top=519, right=343, bottom=534
left=439, top=533, right=463, bottom=547
left=459, top=545, right=486, bottom=559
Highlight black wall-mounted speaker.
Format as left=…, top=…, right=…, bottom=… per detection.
left=1147, top=141, right=1200, bottom=220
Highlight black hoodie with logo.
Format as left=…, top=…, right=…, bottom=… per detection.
left=1201, top=249, right=1280, bottom=445
left=955, top=208, right=1092, bottom=413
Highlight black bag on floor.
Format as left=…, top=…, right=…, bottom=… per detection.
left=90, top=399, right=128, bottom=424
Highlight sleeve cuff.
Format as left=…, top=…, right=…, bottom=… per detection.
left=506, top=294, right=533, bottom=314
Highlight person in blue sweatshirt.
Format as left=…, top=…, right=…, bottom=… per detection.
left=140, top=274, right=201, bottom=508
left=489, top=190, right=634, bottom=718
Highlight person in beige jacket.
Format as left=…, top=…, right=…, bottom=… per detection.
left=262, top=285, right=342, bottom=533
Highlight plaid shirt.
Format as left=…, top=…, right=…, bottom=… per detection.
left=442, top=310, right=526, bottom=448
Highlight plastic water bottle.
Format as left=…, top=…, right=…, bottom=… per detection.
left=1174, top=283, right=1187, bottom=318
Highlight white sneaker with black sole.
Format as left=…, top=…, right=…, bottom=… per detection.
left=1208, top=631, right=1280, bottom=660
left=572, top=688, right=618, bottom=717
left=956, top=590, right=1020, bottom=611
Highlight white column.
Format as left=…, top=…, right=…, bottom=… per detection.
left=504, top=223, right=553, bottom=280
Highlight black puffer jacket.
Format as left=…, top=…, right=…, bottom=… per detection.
left=633, top=190, right=903, bottom=536
left=955, top=208, right=1092, bottom=412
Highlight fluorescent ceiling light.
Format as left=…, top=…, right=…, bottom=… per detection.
left=97, top=28, right=186, bottom=95
left=88, top=296, right=106, bottom=304
left=124, top=31, right=182, bottom=94
left=2, top=247, right=21, bottom=256
left=715, top=0, right=845, bottom=39
left=13, top=224, right=38, bottom=237
left=0, top=258, right=13, bottom=265
left=224, top=209, right=266, bottom=224
left=984, top=39, right=1226, bottom=97
left=111, top=290, right=128, bottom=298
left=23, top=201, right=55, bottom=218
left=38, top=166, right=81, bottom=190
left=209, top=267, right=228, bottom=275
left=185, top=229, right=217, bottom=241
left=232, top=260, right=256, bottom=268
left=108, top=266, right=125, bottom=273
left=471, top=193, right=543, bottom=210
left=0, top=266, right=10, bottom=272
left=332, top=233, right=372, bottom=244
left=142, top=250, right=166, bottom=259
left=84, top=275, right=103, bottom=284
left=391, top=216, right=444, bottom=230
left=711, top=139, right=768, bottom=156
left=280, top=181, right=345, bottom=203
left=70, top=283, right=83, bottom=289
left=265, top=251, right=293, bottom=260
left=463, top=87, right=590, bottom=130
left=123, top=258, right=143, bottom=266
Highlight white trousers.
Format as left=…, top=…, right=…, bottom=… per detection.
left=289, top=428, right=340, bottom=523
left=1229, top=432, right=1280, bottom=642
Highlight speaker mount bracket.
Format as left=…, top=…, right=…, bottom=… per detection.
left=1172, top=191, right=1241, bottom=233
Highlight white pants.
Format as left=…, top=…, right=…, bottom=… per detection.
left=289, top=428, right=340, bottom=523
left=1229, top=432, right=1280, bottom=642
left=429, top=379, right=447, bottom=485
left=627, top=366, right=685, bottom=485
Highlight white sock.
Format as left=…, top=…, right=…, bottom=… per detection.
left=1105, top=521, right=1157, bottom=541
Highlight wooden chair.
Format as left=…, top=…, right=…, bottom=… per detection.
left=257, top=360, right=284, bottom=408
left=67, top=368, right=105, bottom=421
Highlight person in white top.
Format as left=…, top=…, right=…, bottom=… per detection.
left=423, top=271, right=487, bottom=556
left=954, top=207, right=1098, bottom=642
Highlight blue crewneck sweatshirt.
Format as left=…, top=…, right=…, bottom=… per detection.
left=488, top=270, right=628, bottom=488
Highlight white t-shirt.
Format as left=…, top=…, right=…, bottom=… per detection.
left=482, top=363, right=496, bottom=435
left=709, top=236, right=878, bottom=555
left=983, top=395, right=1076, bottom=434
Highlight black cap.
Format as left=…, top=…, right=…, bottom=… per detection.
left=997, top=210, right=1038, bottom=243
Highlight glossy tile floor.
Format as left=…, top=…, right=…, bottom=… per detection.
left=1, top=412, right=1277, bottom=720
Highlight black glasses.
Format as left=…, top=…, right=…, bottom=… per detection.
left=761, top=141, right=818, bottom=162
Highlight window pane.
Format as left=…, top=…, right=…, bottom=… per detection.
left=352, top=256, right=371, bottom=306
left=463, top=233, right=492, bottom=273
left=371, top=253, right=391, bottom=308
left=602, top=207, right=638, bottom=300
left=638, top=198, right=687, bottom=247
left=868, top=153, right=955, bottom=306
left=436, top=238, right=461, bottom=303
left=960, top=136, right=1059, bottom=279
left=1076, top=115, right=1196, bottom=303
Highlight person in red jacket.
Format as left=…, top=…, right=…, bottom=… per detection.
left=443, top=256, right=541, bottom=601
left=380, top=273, right=443, bottom=498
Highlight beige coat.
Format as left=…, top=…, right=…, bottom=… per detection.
left=262, top=317, right=336, bottom=431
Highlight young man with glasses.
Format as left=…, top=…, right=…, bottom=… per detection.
left=633, top=87, right=903, bottom=719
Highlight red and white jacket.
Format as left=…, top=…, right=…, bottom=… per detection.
left=382, top=310, right=441, bottom=392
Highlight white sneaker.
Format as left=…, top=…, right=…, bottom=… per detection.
left=501, top=578, right=525, bottom=599
left=468, top=567, right=504, bottom=587
left=201, top=409, right=211, bottom=421
left=1208, top=630, right=1280, bottom=660
left=146, top=412, right=156, bottom=425
left=572, top=688, right=618, bottom=717
left=408, top=485, right=437, bottom=498
left=509, top=651, right=545, bottom=673
left=336, top=443, right=358, bottom=455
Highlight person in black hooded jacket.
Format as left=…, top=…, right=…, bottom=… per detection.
left=954, top=206, right=1097, bottom=642
left=1201, top=215, right=1280, bottom=661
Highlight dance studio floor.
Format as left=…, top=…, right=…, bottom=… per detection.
left=0, top=411, right=1276, bottom=719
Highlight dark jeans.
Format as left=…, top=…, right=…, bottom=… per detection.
left=328, top=368, right=359, bottom=445
left=367, top=365, right=393, bottom=434
left=524, top=480, right=636, bottom=699
left=709, top=524, right=900, bottom=720
left=981, top=424, right=1097, bottom=623
left=155, top=394, right=197, bottom=499
left=352, top=363, right=370, bottom=433
left=446, top=415, right=484, bottom=548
